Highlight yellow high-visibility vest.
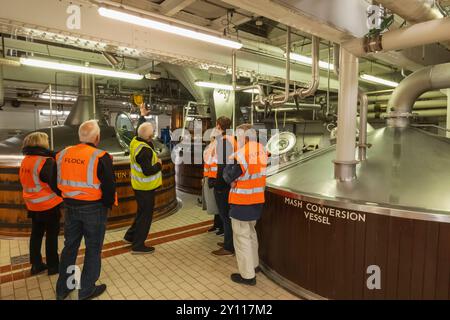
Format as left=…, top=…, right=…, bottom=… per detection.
left=130, top=137, right=162, bottom=191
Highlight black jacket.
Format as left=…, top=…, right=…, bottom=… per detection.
left=63, top=143, right=117, bottom=209
left=135, top=137, right=162, bottom=176
left=208, top=134, right=236, bottom=191
left=22, top=146, right=60, bottom=196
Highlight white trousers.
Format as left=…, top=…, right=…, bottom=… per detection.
left=231, top=218, right=259, bottom=280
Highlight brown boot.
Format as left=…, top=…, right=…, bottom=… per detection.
left=212, top=248, right=234, bottom=256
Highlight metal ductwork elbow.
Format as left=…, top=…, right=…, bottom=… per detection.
left=387, top=62, right=450, bottom=128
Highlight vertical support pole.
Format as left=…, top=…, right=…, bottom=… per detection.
left=232, top=50, right=237, bottom=132
left=333, top=48, right=359, bottom=181
left=49, top=84, right=54, bottom=150
left=92, top=75, right=96, bottom=120
left=446, top=89, right=450, bottom=138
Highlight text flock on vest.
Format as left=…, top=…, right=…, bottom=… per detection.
left=63, top=157, right=86, bottom=165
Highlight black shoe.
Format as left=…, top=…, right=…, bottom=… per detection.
left=255, top=266, right=262, bottom=273
left=208, top=227, right=217, bottom=233
left=56, top=289, right=75, bottom=301
left=30, top=263, right=48, bottom=276
left=48, top=267, right=59, bottom=276
left=231, top=273, right=256, bottom=286
left=131, top=246, right=155, bottom=255
left=79, top=284, right=107, bottom=300
left=216, top=229, right=224, bottom=236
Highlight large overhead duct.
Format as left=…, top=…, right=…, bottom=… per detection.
left=64, top=74, right=96, bottom=126
left=387, top=62, right=450, bottom=127
left=162, top=63, right=210, bottom=104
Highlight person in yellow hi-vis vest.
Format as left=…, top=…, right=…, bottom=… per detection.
left=124, top=104, right=163, bottom=254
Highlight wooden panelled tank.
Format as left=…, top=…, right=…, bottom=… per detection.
left=259, top=127, right=450, bottom=299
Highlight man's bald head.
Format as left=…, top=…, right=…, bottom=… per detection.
left=79, top=120, right=101, bottom=146
left=138, top=122, right=154, bottom=142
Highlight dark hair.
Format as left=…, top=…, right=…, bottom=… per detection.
left=216, top=116, right=232, bottom=131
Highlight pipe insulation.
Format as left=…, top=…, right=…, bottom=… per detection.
left=387, top=62, right=450, bottom=127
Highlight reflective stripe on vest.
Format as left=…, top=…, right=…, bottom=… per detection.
left=229, top=141, right=267, bottom=205
left=20, top=155, right=63, bottom=211
left=23, top=157, right=44, bottom=193
left=27, top=193, right=57, bottom=204
left=129, top=138, right=162, bottom=191
left=230, top=187, right=265, bottom=195
left=57, top=148, right=103, bottom=189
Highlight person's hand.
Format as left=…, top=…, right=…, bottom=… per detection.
left=140, top=103, right=150, bottom=117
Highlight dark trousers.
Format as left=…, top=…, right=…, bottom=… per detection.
left=125, top=189, right=155, bottom=250
left=214, top=188, right=234, bottom=252
left=56, top=203, right=107, bottom=299
left=29, top=206, right=61, bottom=269
left=213, top=214, right=223, bottom=231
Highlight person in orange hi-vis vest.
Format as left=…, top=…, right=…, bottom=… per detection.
left=55, top=120, right=116, bottom=301
left=209, top=116, right=238, bottom=256
left=19, top=132, right=63, bottom=277
left=202, top=129, right=222, bottom=234
left=224, top=123, right=268, bottom=286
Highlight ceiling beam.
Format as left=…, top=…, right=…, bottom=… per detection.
left=211, top=11, right=254, bottom=31
left=220, top=0, right=358, bottom=43
left=161, top=0, right=197, bottom=17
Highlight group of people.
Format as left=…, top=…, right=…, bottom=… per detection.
left=203, top=116, right=268, bottom=286
left=18, top=106, right=267, bottom=301
left=19, top=104, right=162, bottom=300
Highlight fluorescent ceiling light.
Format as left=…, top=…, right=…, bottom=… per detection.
left=288, top=53, right=334, bottom=71
left=98, top=7, right=243, bottom=50
left=39, top=93, right=77, bottom=102
left=360, top=74, right=398, bottom=88
left=40, top=110, right=70, bottom=116
left=20, top=58, right=144, bottom=80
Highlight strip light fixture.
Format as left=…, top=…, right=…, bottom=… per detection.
left=98, top=7, right=243, bottom=50
left=360, top=74, right=398, bottom=88
left=288, top=53, right=334, bottom=71
left=20, top=58, right=144, bottom=80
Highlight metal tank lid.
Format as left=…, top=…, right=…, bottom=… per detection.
left=267, top=126, right=450, bottom=218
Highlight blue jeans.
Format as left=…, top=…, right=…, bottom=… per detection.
left=56, top=203, right=108, bottom=299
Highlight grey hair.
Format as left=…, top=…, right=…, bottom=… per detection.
left=138, top=122, right=154, bottom=140
left=79, top=120, right=101, bottom=143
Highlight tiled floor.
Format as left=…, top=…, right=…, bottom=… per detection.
left=0, top=192, right=298, bottom=300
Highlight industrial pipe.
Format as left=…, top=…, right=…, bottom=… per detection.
left=369, top=99, right=448, bottom=112
left=344, top=17, right=450, bottom=57
left=368, top=109, right=447, bottom=119
left=358, top=90, right=369, bottom=161
left=334, top=48, right=359, bottom=182
left=386, top=62, right=450, bottom=127
left=254, top=103, right=322, bottom=113
left=236, top=35, right=320, bottom=107
left=368, top=91, right=445, bottom=103
left=232, top=50, right=237, bottom=130
left=375, top=0, right=443, bottom=23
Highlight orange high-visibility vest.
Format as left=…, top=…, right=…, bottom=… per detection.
left=209, top=135, right=236, bottom=179
left=203, top=140, right=217, bottom=178
left=20, top=156, right=63, bottom=211
left=56, top=144, right=106, bottom=201
left=229, top=141, right=268, bottom=205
